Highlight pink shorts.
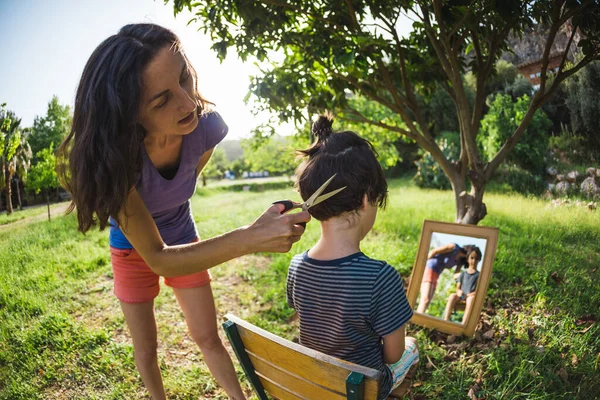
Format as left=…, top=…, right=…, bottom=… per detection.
left=110, top=238, right=211, bottom=303
left=422, top=268, right=440, bottom=292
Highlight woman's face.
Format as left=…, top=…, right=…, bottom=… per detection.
left=138, top=45, right=198, bottom=136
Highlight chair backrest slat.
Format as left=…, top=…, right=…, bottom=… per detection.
left=248, top=350, right=347, bottom=400
left=223, top=314, right=380, bottom=400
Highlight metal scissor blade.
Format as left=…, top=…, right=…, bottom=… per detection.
left=304, top=174, right=337, bottom=207
left=309, top=186, right=347, bottom=209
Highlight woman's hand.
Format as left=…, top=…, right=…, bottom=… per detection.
left=245, top=203, right=311, bottom=253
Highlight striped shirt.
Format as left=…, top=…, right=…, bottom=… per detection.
left=286, top=251, right=413, bottom=399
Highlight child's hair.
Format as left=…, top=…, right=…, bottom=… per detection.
left=56, top=23, right=211, bottom=233
left=295, top=113, right=388, bottom=221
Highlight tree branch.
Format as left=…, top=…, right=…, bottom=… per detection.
left=538, top=2, right=563, bottom=93
left=484, top=89, right=546, bottom=181
left=557, top=22, right=578, bottom=75
left=342, top=106, right=455, bottom=178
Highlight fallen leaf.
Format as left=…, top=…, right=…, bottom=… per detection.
left=556, top=368, right=568, bottom=382
left=468, top=386, right=479, bottom=400
left=550, top=271, right=563, bottom=284
left=576, top=324, right=595, bottom=334
left=575, top=314, right=597, bottom=325
left=572, top=354, right=579, bottom=366
left=483, top=329, right=496, bottom=340
left=474, top=331, right=483, bottom=342
left=446, top=334, right=457, bottom=344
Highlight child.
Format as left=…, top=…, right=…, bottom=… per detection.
left=443, top=246, right=482, bottom=323
left=286, top=114, right=419, bottom=400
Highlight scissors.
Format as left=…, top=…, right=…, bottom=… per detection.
left=273, top=174, right=346, bottom=228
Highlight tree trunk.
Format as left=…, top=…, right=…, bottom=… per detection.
left=5, top=176, right=13, bottom=215
left=454, top=180, right=487, bottom=225
left=202, top=173, right=207, bottom=187
left=15, top=179, right=22, bottom=210
left=448, top=167, right=487, bottom=225
left=46, top=190, right=51, bottom=221
left=0, top=190, right=3, bottom=212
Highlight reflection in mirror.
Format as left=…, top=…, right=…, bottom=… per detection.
left=415, top=233, right=488, bottom=324
left=406, top=220, right=498, bottom=337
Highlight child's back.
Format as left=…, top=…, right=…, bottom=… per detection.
left=287, top=252, right=413, bottom=396
left=287, top=113, right=418, bottom=400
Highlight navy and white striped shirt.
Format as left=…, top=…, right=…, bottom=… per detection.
left=287, top=251, right=413, bottom=399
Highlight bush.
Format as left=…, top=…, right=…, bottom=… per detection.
left=547, top=124, right=588, bottom=165
left=565, top=61, right=600, bottom=151
left=492, top=164, right=547, bottom=196
left=479, top=94, right=551, bottom=175
left=413, top=131, right=460, bottom=190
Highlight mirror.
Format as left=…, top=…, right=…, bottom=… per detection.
left=406, top=220, right=499, bottom=337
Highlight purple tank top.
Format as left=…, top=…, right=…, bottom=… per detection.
left=426, top=243, right=465, bottom=275
left=109, top=111, right=228, bottom=248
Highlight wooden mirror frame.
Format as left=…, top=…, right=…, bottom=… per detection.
left=406, top=220, right=499, bottom=337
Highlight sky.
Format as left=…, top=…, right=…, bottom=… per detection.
left=0, top=0, right=413, bottom=140
left=0, top=0, right=282, bottom=139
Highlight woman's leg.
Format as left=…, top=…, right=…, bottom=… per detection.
left=443, top=293, right=459, bottom=321
left=120, top=301, right=166, bottom=400
left=417, top=281, right=434, bottom=314
left=173, top=284, right=246, bottom=400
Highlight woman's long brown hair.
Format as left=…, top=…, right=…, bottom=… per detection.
left=57, top=24, right=210, bottom=233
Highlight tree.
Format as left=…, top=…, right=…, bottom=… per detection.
left=202, top=147, right=229, bottom=183
left=28, top=95, right=72, bottom=162
left=242, top=134, right=303, bottom=175
left=13, top=128, right=33, bottom=210
left=27, top=145, right=58, bottom=221
left=0, top=105, right=31, bottom=214
left=172, top=0, right=600, bottom=224
left=565, top=60, right=600, bottom=151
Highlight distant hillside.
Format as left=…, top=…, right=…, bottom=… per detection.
left=218, top=140, right=244, bottom=161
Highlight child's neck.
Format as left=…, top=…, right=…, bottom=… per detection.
left=308, top=217, right=362, bottom=260
left=466, top=265, right=477, bottom=273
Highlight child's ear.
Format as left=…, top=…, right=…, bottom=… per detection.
left=361, top=194, right=369, bottom=211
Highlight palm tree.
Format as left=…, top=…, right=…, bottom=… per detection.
left=12, top=131, right=32, bottom=210
left=0, top=106, right=24, bottom=215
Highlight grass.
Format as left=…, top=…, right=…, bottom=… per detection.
left=0, top=201, right=69, bottom=226
left=1, top=179, right=599, bottom=399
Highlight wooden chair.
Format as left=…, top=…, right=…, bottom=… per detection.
left=222, top=313, right=381, bottom=400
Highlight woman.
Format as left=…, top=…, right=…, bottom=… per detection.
left=57, top=23, right=309, bottom=400
left=416, top=243, right=472, bottom=314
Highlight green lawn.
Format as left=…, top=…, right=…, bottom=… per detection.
left=0, top=201, right=69, bottom=226
left=1, top=180, right=599, bottom=399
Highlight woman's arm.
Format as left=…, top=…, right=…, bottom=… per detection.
left=382, top=326, right=406, bottom=365
left=427, top=243, right=456, bottom=259
left=119, top=189, right=310, bottom=277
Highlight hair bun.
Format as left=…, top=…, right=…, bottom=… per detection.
left=311, top=113, right=334, bottom=140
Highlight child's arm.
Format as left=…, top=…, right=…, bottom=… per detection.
left=382, top=326, right=406, bottom=364
left=456, top=281, right=464, bottom=298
